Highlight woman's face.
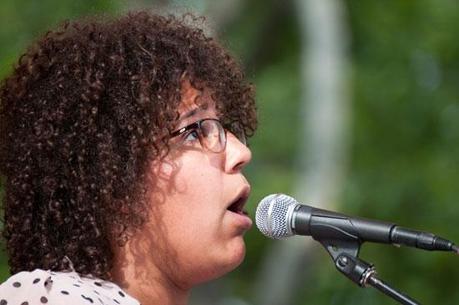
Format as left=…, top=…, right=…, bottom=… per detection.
left=145, top=80, right=253, bottom=288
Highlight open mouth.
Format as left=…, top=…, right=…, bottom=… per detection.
left=227, top=195, right=249, bottom=215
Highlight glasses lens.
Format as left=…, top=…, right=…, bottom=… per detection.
left=228, top=122, right=246, bottom=146
left=233, top=129, right=247, bottom=146
left=201, top=120, right=225, bottom=153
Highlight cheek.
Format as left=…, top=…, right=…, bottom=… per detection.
left=172, top=166, right=223, bottom=220
left=154, top=154, right=224, bottom=224
left=149, top=152, right=226, bottom=246
left=169, top=153, right=222, bottom=197
left=182, top=177, right=226, bottom=232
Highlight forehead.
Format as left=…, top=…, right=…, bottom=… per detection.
left=178, top=79, right=216, bottom=119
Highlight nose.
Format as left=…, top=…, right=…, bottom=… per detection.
left=224, top=132, right=252, bottom=173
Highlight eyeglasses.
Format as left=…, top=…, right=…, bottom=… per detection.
left=169, top=118, right=246, bottom=153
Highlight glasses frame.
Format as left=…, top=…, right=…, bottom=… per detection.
left=169, top=118, right=246, bottom=153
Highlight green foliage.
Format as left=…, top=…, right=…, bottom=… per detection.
left=0, top=0, right=120, bottom=79
left=224, top=0, right=459, bottom=304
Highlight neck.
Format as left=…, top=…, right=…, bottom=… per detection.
left=111, top=237, right=191, bottom=305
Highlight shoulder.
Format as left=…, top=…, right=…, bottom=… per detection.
left=0, top=269, right=139, bottom=305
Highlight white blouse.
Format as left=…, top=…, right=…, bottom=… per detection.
left=0, top=269, right=140, bottom=305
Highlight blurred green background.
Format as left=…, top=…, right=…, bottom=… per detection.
left=1, top=1, right=458, bottom=304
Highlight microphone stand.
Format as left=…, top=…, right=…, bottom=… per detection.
left=319, top=239, right=421, bottom=305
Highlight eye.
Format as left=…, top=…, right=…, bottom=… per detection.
left=183, top=129, right=200, bottom=143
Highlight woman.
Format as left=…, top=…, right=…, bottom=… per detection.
left=0, top=11, right=257, bottom=305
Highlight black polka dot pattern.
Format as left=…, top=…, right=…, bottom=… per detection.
left=81, top=294, right=94, bottom=303
left=0, top=269, right=140, bottom=305
left=44, top=277, right=53, bottom=287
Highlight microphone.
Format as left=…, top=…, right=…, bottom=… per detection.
left=255, top=193, right=458, bottom=253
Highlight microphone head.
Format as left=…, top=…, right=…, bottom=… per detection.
left=255, top=193, right=298, bottom=239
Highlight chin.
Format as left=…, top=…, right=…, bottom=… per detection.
left=193, top=238, right=247, bottom=285
left=229, top=238, right=247, bottom=267
left=218, top=237, right=247, bottom=277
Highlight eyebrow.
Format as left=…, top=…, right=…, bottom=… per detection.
left=179, top=107, right=202, bottom=121
left=178, top=102, right=210, bottom=121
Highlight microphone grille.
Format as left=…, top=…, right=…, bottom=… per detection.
left=255, top=193, right=297, bottom=239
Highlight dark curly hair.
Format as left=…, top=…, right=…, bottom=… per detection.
left=0, top=11, right=256, bottom=280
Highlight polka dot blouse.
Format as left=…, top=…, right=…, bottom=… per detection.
left=0, top=269, right=140, bottom=305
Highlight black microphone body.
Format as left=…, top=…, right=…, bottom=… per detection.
left=256, top=194, right=456, bottom=253
left=293, top=205, right=393, bottom=244
left=294, top=204, right=453, bottom=251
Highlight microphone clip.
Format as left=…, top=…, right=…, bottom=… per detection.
left=319, top=239, right=421, bottom=305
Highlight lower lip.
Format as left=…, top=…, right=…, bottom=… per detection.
left=229, top=210, right=253, bottom=230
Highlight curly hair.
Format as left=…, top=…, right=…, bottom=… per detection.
left=0, top=11, right=257, bottom=280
